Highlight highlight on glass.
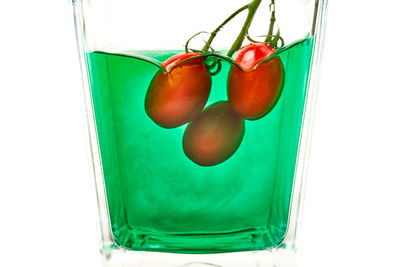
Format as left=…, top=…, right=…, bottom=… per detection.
left=71, top=0, right=328, bottom=266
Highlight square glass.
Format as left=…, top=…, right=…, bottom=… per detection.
left=71, top=0, right=328, bottom=266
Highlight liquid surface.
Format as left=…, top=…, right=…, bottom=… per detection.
left=86, top=37, right=314, bottom=253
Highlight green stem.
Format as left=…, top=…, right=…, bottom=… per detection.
left=270, top=28, right=282, bottom=47
left=201, top=4, right=249, bottom=53
left=265, top=0, right=276, bottom=42
left=186, top=31, right=208, bottom=53
left=227, top=0, right=263, bottom=57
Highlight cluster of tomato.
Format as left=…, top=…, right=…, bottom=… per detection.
left=145, top=43, right=284, bottom=167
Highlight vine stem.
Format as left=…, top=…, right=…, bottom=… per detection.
left=265, top=0, right=276, bottom=42
left=186, top=31, right=208, bottom=53
left=197, top=0, right=282, bottom=56
left=227, top=0, right=263, bottom=57
left=201, top=4, right=249, bottom=53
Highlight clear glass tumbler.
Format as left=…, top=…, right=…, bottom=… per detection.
left=71, top=0, right=328, bottom=266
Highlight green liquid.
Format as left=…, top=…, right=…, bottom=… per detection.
left=86, top=37, right=314, bottom=253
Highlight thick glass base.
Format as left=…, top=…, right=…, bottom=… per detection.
left=101, top=245, right=296, bottom=267
left=112, top=226, right=286, bottom=253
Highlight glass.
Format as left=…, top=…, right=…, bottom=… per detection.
left=71, top=0, right=328, bottom=266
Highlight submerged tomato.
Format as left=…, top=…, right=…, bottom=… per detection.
left=228, top=43, right=284, bottom=120
left=183, top=101, right=245, bottom=166
left=145, top=53, right=211, bottom=128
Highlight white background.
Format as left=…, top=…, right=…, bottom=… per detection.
left=0, top=1, right=399, bottom=267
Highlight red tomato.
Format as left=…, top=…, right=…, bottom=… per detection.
left=183, top=101, right=245, bottom=166
left=228, top=43, right=284, bottom=120
left=145, top=53, right=211, bottom=128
